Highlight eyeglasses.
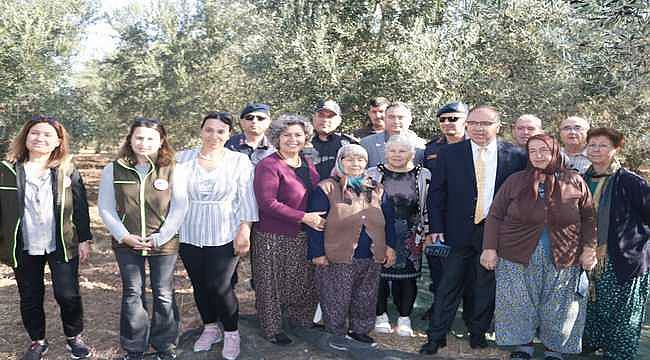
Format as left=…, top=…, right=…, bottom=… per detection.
left=243, top=115, right=268, bottom=122
left=439, top=116, right=461, bottom=123
left=560, top=125, right=585, bottom=132
left=466, top=120, right=498, bottom=128
left=31, top=115, right=59, bottom=125
left=586, top=143, right=612, bottom=150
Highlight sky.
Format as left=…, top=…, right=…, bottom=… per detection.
left=73, top=0, right=133, bottom=70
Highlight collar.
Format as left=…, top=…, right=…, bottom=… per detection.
left=561, top=147, right=588, bottom=157
left=470, top=139, right=497, bottom=153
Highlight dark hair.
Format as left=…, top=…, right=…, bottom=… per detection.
left=469, top=105, right=500, bottom=122
left=587, top=127, right=624, bottom=148
left=117, top=117, right=175, bottom=167
left=201, top=111, right=233, bottom=130
left=368, top=97, right=389, bottom=108
left=7, top=115, right=71, bottom=168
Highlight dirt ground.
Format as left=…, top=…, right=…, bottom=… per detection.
left=0, top=153, right=646, bottom=359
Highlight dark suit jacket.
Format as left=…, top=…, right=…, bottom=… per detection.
left=427, top=139, right=527, bottom=248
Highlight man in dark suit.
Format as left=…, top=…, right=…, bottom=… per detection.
left=420, top=105, right=527, bottom=355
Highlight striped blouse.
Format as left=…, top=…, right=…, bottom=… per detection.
left=176, top=149, right=259, bottom=247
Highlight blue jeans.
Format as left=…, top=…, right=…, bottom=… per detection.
left=114, top=249, right=179, bottom=353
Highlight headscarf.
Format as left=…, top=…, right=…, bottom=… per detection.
left=331, top=144, right=376, bottom=198
left=525, top=134, right=565, bottom=200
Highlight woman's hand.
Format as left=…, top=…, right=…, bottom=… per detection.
left=234, top=230, right=251, bottom=256
left=579, top=247, right=597, bottom=271
left=383, top=247, right=396, bottom=268
left=122, top=234, right=151, bottom=251
left=480, top=249, right=498, bottom=271
left=312, top=256, right=329, bottom=267
left=302, top=211, right=327, bottom=231
left=78, top=242, right=91, bottom=263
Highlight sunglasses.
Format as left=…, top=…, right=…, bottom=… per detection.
left=31, top=114, right=59, bottom=125
left=439, top=116, right=461, bottom=123
left=243, top=115, right=268, bottom=122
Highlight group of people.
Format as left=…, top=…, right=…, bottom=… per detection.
left=0, top=97, right=647, bottom=360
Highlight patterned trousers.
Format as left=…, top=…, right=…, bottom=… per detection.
left=251, top=230, right=318, bottom=338
left=315, top=258, right=382, bottom=336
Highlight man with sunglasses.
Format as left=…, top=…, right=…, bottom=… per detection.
left=512, top=114, right=544, bottom=148
left=559, top=116, right=591, bottom=174
left=422, top=102, right=471, bottom=322
left=225, top=103, right=275, bottom=165
left=303, top=99, right=358, bottom=180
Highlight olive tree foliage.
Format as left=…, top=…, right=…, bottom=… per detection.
left=92, top=0, right=265, bottom=149
left=0, top=0, right=96, bottom=152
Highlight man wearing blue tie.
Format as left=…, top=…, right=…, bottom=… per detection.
left=420, top=105, right=527, bottom=355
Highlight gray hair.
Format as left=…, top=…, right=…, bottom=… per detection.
left=386, top=101, right=412, bottom=118
left=332, top=144, right=368, bottom=178
left=267, top=114, right=314, bottom=149
left=385, top=134, right=416, bottom=156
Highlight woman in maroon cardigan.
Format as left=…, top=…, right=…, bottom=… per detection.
left=252, top=114, right=325, bottom=345
left=480, top=134, right=597, bottom=360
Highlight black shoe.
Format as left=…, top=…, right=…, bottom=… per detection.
left=122, top=351, right=144, bottom=360
left=419, top=338, right=446, bottom=355
left=156, top=349, right=177, bottom=360
left=510, top=351, right=532, bottom=359
left=268, top=332, right=292, bottom=346
left=66, top=335, right=91, bottom=359
left=469, top=333, right=488, bottom=349
left=345, top=332, right=377, bottom=347
left=22, top=340, right=49, bottom=360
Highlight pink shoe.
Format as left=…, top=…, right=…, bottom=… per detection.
left=222, top=330, right=241, bottom=360
left=193, top=324, right=223, bottom=352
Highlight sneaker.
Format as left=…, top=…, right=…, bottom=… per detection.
left=396, top=316, right=414, bottom=337
left=22, top=340, right=48, bottom=360
left=193, top=324, right=223, bottom=352
left=66, top=335, right=91, bottom=359
left=122, top=352, right=144, bottom=360
left=222, top=330, right=241, bottom=360
left=156, top=349, right=176, bottom=360
left=374, top=313, right=393, bottom=333
left=346, top=332, right=377, bottom=347
left=328, top=335, right=350, bottom=351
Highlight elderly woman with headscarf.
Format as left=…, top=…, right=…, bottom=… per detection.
left=307, top=144, right=397, bottom=351
left=480, top=134, right=597, bottom=360
left=366, top=134, right=430, bottom=337
left=582, top=128, right=650, bottom=360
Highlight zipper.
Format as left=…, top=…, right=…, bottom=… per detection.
left=117, top=157, right=155, bottom=255
left=59, top=171, right=69, bottom=262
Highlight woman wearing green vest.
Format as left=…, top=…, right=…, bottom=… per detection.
left=98, top=117, right=188, bottom=360
left=0, top=115, right=92, bottom=360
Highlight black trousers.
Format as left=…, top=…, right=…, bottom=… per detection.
left=427, top=224, right=495, bottom=341
left=13, top=252, right=83, bottom=341
left=376, top=278, right=418, bottom=317
left=426, top=254, right=473, bottom=326
left=179, top=242, right=239, bottom=331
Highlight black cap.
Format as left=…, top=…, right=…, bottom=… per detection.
left=240, top=103, right=270, bottom=119
left=316, top=99, right=341, bottom=116
left=436, top=102, right=468, bottom=117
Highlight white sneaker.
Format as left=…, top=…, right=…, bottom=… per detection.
left=193, top=323, right=223, bottom=352
left=222, top=330, right=241, bottom=360
left=374, top=313, right=393, bottom=333
left=396, top=316, right=414, bottom=337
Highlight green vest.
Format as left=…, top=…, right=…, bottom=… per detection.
left=112, top=158, right=178, bottom=256
left=0, top=159, right=78, bottom=268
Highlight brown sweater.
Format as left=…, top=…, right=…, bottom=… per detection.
left=483, top=169, right=596, bottom=268
left=320, top=179, right=387, bottom=264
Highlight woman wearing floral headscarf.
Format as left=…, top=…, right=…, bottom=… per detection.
left=307, top=144, right=396, bottom=351
left=582, top=127, right=650, bottom=360
left=480, top=134, right=597, bottom=360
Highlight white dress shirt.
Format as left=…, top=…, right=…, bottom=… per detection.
left=471, top=139, right=498, bottom=221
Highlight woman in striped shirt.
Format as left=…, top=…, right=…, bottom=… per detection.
left=176, top=112, right=258, bottom=360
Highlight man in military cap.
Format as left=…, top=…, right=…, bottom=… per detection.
left=225, top=102, right=275, bottom=165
